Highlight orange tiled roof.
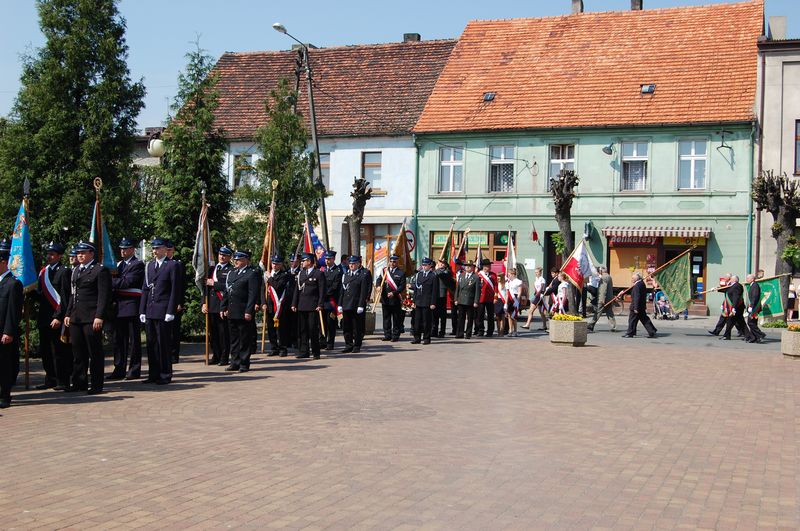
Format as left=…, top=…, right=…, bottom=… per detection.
left=414, top=1, right=763, bottom=133
left=213, top=40, right=456, bottom=139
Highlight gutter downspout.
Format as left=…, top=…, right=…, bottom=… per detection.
left=755, top=46, right=767, bottom=272
left=747, top=123, right=755, bottom=274
left=412, top=133, right=420, bottom=264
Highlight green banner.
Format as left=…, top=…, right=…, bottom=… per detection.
left=652, top=253, right=692, bottom=312
left=746, top=277, right=784, bottom=318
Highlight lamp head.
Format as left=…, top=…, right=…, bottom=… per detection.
left=272, top=22, right=287, bottom=34
left=601, top=143, right=614, bottom=155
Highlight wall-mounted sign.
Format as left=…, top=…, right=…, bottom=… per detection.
left=405, top=230, right=416, bottom=252
left=663, top=237, right=707, bottom=246
left=432, top=232, right=489, bottom=247
left=608, top=235, right=660, bottom=247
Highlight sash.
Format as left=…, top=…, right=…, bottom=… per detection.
left=39, top=267, right=61, bottom=311
left=509, top=290, right=520, bottom=318
left=385, top=270, right=399, bottom=292
left=497, top=289, right=508, bottom=305
left=479, top=271, right=496, bottom=294
left=212, top=265, right=224, bottom=301
left=117, top=288, right=143, bottom=297
left=268, top=285, right=284, bottom=319
left=330, top=297, right=341, bottom=316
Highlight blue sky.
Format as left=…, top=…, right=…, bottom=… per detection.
left=1, top=0, right=797, bottom=131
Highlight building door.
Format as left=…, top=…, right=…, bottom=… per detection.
left=545, top=231, right=575, bottom=272
left=663, top=247, right=706, bottom=303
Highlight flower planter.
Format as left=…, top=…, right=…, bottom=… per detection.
left=365, top=311, right=376, bottom=336
left=781, top=330, right=800, bottom=357
left=549, top=319, right=588, bottom=346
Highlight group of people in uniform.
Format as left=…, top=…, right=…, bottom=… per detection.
left=707, top=272, right=767, bottom=343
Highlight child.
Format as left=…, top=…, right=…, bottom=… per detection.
left=495, top=274, right=508, bottom=336
left=522, top=267, right=548, bottom=330
left=506, top=268, right=523, bottom=336
left=556, top=272, right=569, bottom=314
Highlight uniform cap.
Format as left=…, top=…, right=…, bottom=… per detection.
left=325, top=250, right=337, bottom=259
left=348, top=255, right=362, bottom=264
left=46, top=241, right=66, bottom=254
left=421, top=257, right=434, bottom=266
left=68, top=247, right=78, bottom=257
left=0, top=238, right=10, bottom=257
left=233, top=250, right=251, bottom=260
left=151, top=238, right=166, bottom=248
left=165, top=240, right=175, bottom=249
left=389, top=255, right=400, bottom=261
left=75, top=241, right=96, bottom=252
left=301, top=252, right=315, bottom=261
left=463, top=260, right=475, bottom=267
left=218, top=245, right=233, bottom=256
left=118, top=238, right=135, bottom=249
left=271, top=254, right=284, bottom=263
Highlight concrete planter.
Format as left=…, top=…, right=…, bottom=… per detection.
left=781, top=330, right=800, bottom=357
left=365, top=311, right=376, bottom=336
left=549, top=319, right=588, bottom=346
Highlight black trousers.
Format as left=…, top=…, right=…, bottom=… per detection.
left=37, top=323, right=57, bottom=386
left=476, top=302, right=495, bottom=336
left=169, top=311, right=182, bottom=362
left=747, top=316, right=765, bottom=339
left=450, top=304, right=458, bottom=335
left=382, top=303, right=404, bottom=339
left=229, top=318, right=253, bottom=369
left=723, top=312, right=747, bottom=339
left=414, top=306, right=433, bottom=341
left=39, top=323, right=71, bottom=386
left=249, top=318, right=258, bottom=356
left=113, top=316, right=142, bottom=378
left=145, top=318, right=172, bottom=382
left=456, top=304, right=475, bottom=338
left=711, top=314, right=727, bottom=335
left=342, top=310, right=365, bottom=348
left=325, top=310, right=338, bottom=348
left=297, top=310, right=321, bottom=355
left=0, top=341, right=19, bottom=401
left=70, top=322, right=105, bottom=391
left=209, top=312, right=230, bottom=363
left=431, top=297, right=448, bottom=337
left=626, top=310, right=657, bottom=336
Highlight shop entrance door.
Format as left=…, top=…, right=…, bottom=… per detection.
left=545, top=231, right=574, bottom=272
left=663, top=247, right=705, bottom=303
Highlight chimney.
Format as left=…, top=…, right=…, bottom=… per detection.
left=572, top=0, right=583, bottom=14
left=631, top=0, right=642, bottom=10
left=404, top=33, right=421, bottom=43
left=768, top=16, right=787, bottom=40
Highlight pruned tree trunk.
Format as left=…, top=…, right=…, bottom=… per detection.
left=551, top=169, right=580, bottom=314
left=345, top=176, right=372, bottom=256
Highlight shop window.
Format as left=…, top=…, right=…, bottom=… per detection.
left=319, top=153, right=330, bottom=191
left=678, top=140, right=707, bottom=190
left=439, top=146, right=464, bottom=192
left=547, top=144, right=575, bottom=191
left=489, top=146, right=514, bottom=193
left=233, top=153, right=257, bottom=189
left=362, top=152, right=382, bottom=190
left=621, top=142, right=648, bottom=191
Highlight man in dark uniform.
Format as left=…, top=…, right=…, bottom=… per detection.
left=339, top=255, right=372, bottom=353
left=139, top=238, right=178, bottom=385
left=432, top=259, right=454, bottom=338
left=165, top=241, right=186, bottom=363
left=323, top=251, right=342, bottom=350
left=0, top=239, right=23, bottom=408
left=36, top=241, right=71, bottom=390
left=722, top=275, right=746, bottom=341
left=339, top=254, right=350, bottom=275
left=109, top=238, right=144, bottom=380
left=450, top=260, right=464, bottom=335
left=410, top=257, right=439, bottom=344
left=292, top=253, right=326, bottom=359
left=622, top=272, right=657, bottom=338
left=264, top=255, right=291, bottom=357
left=203, top=246, right=233, bottom=365
left=378, top=255, right=406, bottom=342
left=285, top=253, right=301, bottom=350
left=455, top=260, right=481, bottom=339
left=475, top=258, right=498, bottom=337
left=745, top=273, right=766, bottom=343
left=708, top=273, right=733, bottom=336
left=221, top=250, right=259, bottom=372
left=65, top=241, right=112, bottom=394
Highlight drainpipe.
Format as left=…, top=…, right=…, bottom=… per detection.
left=755, top=45, right=766, bottom=272
left=412, top=133, right=420, bottom=264
left=747, top=123, right=755, bottom=274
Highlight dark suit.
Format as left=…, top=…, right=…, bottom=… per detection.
left=168, top=258, right=186, bottom=363
left=140, top=259, right=178, bottom=383
left=36, top=262, right=71, bottom=387
left=266, top=269, right=291, bottom=355
left=625, top=279, right=657, bottom=337
left=111, top=256, right=144, bottom=378
left=455, top=272, right=481, bottom=338
left=292, top=267, right=326, bottom=356
left=222, top=265, right=259, bottom=369
left=323, top=267, right=342, bottom=348
left=0, top=272, right=23, bottom=402
left=723, top=282, right=746, bottom=339
left=411, top=269, right=439, bottom=342
left=432, top=267, right=454, bottom=337
left=379, top=267, right=407, bottom=340
left=340, top=268, right=372, bottom=350
left=746, top=282, right=765, bottom=341
left=67, top=261, right=112, bottom=391
left=207, top=262, right=233, bottom=364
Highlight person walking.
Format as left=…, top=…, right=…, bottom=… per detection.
left=622, top=272, right=657, bottom=339
left=587, top=266, right=616, bottom=332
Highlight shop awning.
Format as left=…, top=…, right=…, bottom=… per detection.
left=601, top=226, right=712, bottom=238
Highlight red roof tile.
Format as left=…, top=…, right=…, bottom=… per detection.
left=414, top=1, right=763, bottom=133
left=213, top=40, right=456, bottom=139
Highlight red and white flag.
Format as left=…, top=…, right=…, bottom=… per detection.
left=561, top=240, right=596, bottom=288
left=530, top=222, right=539, bottom=243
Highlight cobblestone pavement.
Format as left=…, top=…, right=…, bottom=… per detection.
left=1, top=323, right=798, bottom=530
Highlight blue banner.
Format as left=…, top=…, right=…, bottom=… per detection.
left=90, top=199, right=117, bottom=272
left=10, top=199, right=37, bottom=292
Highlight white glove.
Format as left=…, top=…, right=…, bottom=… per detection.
left=357, top=307, right=364, bottom=314
left=337, top=306, right=343, bottom=314
left=731, top=309, right=736, bottom=316
left=139, top=314, right=146, bottom=324
left=165, top=313, right=175, bottom=322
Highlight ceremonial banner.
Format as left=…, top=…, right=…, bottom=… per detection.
left=652, top=252, right=692, bottom=312
left=192, top=197, right=214, bottom=293
left=259, top=199, right=276, bottom=270
left=391, top=223, right=416, bottom=276
left=503, top=230, right=529, bottom=286
left=303, top=210, right=327, bottom=267
left=10, top=199, right=37, bottom=292
left=561, top=240, right=595, bottom=288
left=90, top=197, right=117, bottom=273
left=746, top=277, right=784, bottom=318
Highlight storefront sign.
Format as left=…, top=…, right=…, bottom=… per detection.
left=432, top=232, right=489, bottom=247
left=609, top=235, right=659, bottom=247
left=663, top=237, right=707, bottom=246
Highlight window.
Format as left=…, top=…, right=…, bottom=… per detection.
left=548, top=144, right=575, bottom=191
left=678, top=140, right=707, bottom=189
left=439, top=146, right=463, bottom=192
left=621, top=142, right=648, bottom=191
left=795, top=121, right=800, bottom=175
left=489, top=145, right=514, bottom=192
left=362, top=152, right=381, bottom=189
left=233, top=153, right=256, bottom=189
left=319, top=153, right=330, bottom=191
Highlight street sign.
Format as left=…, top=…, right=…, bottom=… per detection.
left=405, top=230, right=416, bottom=252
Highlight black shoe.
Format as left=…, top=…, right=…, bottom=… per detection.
left=141, top=378, right=157, bottom=384
left=410, top=339, right=421, bottom=344
left=87, top=388, right=104, bottom=395
left=647, top=333, right=657, bottom=339
left=341, top=346, right=353, bottom=353
left=66, top=385, right=87, bottom=392
left=720, top=336, right=731, bottom=341
left=0, top=399, right=10, bottom=409
left=622, top=334, right=635, bottom=338
left=125, top=373, right=141, bottom=380
left=438, top=333, right=445, bottom=338
left=296, top=353, right=311, bottom=359
left=465, top=335, right=472, bottom=339
left=239, top=367, right=249, bottom=372
left=53, top=384, right=67, bottom=391
left=279, top=351, right=288, bottom=357
left=455, top=335, right=464, bottom=339
left=210, top=357, right=220, bottom=364
left=267, top=351, right=279, bottom=357
left=586, top=326, right=594, bottom=332
left=391, top=338, right=399, bottom=342
left=313, top=354, right=320, bottom=359
left=381, top=337, right=392, bottom=342
left=707, top=330, right=719, bottom=336
left=105, top=373, right=125, bottom=381
left=155, top=379, right=170, bottom=385
left=422, top=339, right=431, bottom=345
left=218, top=360, right=228, bottom=366
left=35, top=383, right=54, bottom=390
left=225, top=365, right=240, bottom=371
left=327, top=344, right=335, bottom=350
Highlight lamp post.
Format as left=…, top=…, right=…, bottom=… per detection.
left=273, top=22, right=329, bottom=249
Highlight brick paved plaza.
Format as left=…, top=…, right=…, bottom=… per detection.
left=1, top=322, right=798, bottom=530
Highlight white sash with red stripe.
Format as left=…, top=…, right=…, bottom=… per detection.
left=117, top=288, right=143, bottom=297
left=385, top=269, right=399, bottom=291
left=39, top=267, right=61, bottom=311
left=268, top=285, right=284, bottom=319
left=509, top=290, right=520, bottom=318
left=479, top=271, right=496, bottom=293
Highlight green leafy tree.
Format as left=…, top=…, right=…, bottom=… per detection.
left=230, top=78, right=320, bottom=259
left=0, top=0, right=145, bottom=257
left=153, top=42, right=232, bottom=335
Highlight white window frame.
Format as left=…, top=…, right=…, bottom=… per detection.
left=361, top=151, right=382, bottom=190
left=547, top=144, right=576, bottom=191
left=438, top=145, right=464, bottom=193
left=488, top=145, right=515, bottom=193
left=677, top=139, right=708, bottom=190
left=620, top=141, right=649, bottom=192
left=319, top=152, right=331, bottom=192
left=232, top=153, right=257, bottom=189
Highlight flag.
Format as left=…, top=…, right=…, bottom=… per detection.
left=192, top=197, right=215, bottom=293
left=90, top=195, right=117, bottom=272
left=503, top=230, right=529, bottom=286
left=652, top=252, right=692, bottom=312
left=456, top=233, right=469, bottom=264
left=561, top=240, right=595, bottom=288
left=438, top=223, right=455, bottom=263
left=531, top=222, right=539, bottom=243
left=392, top=224, right=415, bottom=276
left=10, top=199, right=37, bottom=292
left=475, top=242, right=485, bottom=267
left=746, top=277, right=784, bottom=318
left=259, top=196, right=277, bottom=270
left=303, top=210, right=327, bottom=267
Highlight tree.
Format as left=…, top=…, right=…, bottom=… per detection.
left=344, top=177, right=373, bottom=255
left=752, top=169, right=798, bottom=310
left=152, top=42, right=232, bottom=335
left=0, top=0, right=145, bottom=258
left=230, top=78, right=320, bottom=259
left=550, top=169, right=580, bottom=313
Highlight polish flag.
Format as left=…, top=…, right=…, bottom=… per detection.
left=561, top=240, right=596, bottom=288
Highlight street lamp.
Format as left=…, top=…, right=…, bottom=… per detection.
left=272, top=22, right=329, bottom=249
